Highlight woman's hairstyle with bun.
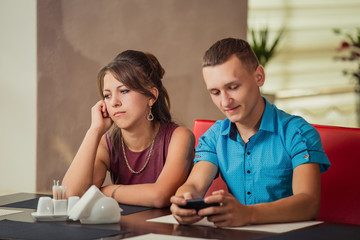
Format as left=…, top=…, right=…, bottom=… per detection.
left=97, top=50, right=172, bottom=124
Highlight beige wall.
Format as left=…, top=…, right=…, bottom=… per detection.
left=0, top=0, right=37, bottom=194
left=35, top=0, right=248, bottom=192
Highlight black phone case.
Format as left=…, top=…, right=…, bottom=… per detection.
left=180, top=199, right=219, bottom=210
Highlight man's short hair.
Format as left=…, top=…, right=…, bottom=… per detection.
left=202, top=38, right=259, bottom=73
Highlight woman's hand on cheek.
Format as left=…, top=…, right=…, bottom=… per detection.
left=90, top=100, right=113, bottom=134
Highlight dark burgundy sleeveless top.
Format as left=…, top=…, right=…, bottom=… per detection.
left=106, top=123, right=178, bottom=185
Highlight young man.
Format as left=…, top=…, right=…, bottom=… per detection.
left=170, top=38, right=330, bottom=227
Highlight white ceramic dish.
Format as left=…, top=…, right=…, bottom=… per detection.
left=68, top=185, right=104, bottom=221
left=31, top=212, right=68, bottom=222
left=80, top=197, right=121, bottom=224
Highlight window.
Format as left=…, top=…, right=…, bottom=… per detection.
left=248, top=0, right=360, bottom=127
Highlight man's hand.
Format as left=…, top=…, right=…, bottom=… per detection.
left=170, top=192, right=203, bottom=225
left=198, top=190, right=253, bottom=227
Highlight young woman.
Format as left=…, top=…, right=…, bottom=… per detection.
left=62, top=50, right=194, bottom=208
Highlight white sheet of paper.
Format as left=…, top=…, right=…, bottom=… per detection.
left=147, top=214, right=323, bottom=233
left=0, top=209, right=23, bottom=217
left=124, top=233, right=216, bottom=240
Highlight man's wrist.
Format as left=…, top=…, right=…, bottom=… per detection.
left=247, top=204, right=257, bottom=224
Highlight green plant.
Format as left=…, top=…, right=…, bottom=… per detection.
left=334, top=28, right=360, bottom=127
left=333, top=28, right=360, bottom=90
left=249, top=26, right=284, bottom=68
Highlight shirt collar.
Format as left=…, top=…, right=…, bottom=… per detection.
left=221, top=97, right=276, bottom=138
left=221, top=119, right=234, bottom=137
left=259, top=97, right=276, bottom=133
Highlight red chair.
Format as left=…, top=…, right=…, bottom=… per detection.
left=314, top=124, right=360, bottom=225
left=193, top=120, right=227, bottom=197
left=193, top=119, right=360, bottom=225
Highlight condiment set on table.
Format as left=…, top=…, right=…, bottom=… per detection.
left=31, top=181, right=122, bottom=224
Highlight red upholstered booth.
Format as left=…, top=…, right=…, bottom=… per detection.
left=192, top=120, right=228, bottom=197
left=193, top=119, right=360, bottom=225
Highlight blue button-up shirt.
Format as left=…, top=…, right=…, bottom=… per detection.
left=194, top=98, right=330, bottom=205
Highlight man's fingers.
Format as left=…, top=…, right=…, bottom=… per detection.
left=183, top=192, right=193, bottom=200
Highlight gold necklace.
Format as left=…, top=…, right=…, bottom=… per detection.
left=121, top=135, right=155, bottom=174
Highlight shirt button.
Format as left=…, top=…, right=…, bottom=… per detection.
left=247, top=170, right=251, bottom=174
left=247, top=152, right=250, bottom=155
left=247, top=192, right=251, bottom=195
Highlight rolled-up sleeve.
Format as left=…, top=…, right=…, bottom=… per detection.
left=194, top=125, right=220, bottom=168
left=286, top=120, right=331, bottom=173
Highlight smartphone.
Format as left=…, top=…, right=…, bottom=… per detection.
left=180, top=198, right=220, bottom=211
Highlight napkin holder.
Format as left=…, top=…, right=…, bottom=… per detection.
left=68, top=185, right=121, bottom=224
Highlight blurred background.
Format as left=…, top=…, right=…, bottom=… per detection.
left=1, top=0, right=359, bottom=194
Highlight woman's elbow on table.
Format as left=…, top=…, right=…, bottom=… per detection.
left=150, top=191, right=172, bottom=208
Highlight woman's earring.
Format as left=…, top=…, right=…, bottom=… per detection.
left=147, top=106, right=154, bottom=121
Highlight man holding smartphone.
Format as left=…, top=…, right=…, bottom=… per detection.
left=170, top=38, right=330, bottom=227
